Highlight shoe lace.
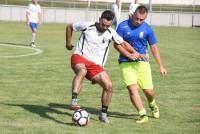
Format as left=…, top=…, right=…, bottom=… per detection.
left=138, top=115, right=147, bottom=120
left=150, top=105, right=158, bottom=113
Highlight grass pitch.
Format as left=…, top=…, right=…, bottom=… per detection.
left=0, top=21, right=200, bottom=134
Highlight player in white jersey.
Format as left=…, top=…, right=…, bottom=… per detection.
left=129, top=0, right=140, bottom=17
left=111, top=0, right=121, bottom=29
left=66, top=10, right=142, bottom=123
left=26, top=0, right=42, bottom=47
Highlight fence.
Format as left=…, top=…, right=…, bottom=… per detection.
left=0, top=0, right=200, bottom=12
left=0, top=5, right=200, bottom=27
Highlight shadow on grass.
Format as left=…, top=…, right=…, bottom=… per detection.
left=5, top=102, right=138, bottom=125
left=48, top=103, right=138, bottom=120
left=5, top=103, right=73, bottom=126
left=0, top=41, right=27, bottom=46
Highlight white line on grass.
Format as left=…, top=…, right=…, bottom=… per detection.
left=0, top=43, right=43, bottom=58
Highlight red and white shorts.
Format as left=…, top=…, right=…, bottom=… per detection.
left=71, top=54, right=104, bottom=80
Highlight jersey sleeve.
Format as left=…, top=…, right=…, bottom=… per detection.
left=116, top=23, right=124, bottom=39
left=147, top=26, right=157, bottom=45
left=72, top=22, right=92, bottom=32
left=110, top=28, right=124, bottom=45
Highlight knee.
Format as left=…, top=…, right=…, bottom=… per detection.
left=144, top=89, right=155, bottom=97
left=104, top=81, right=112, bottom=93
left=128, top=86, right=138, bottom=96
left=74, top=68, right=87, bottom=78
left=32, top=29, right=37, bottom=33
left=78, top=69, right=87, bottom=76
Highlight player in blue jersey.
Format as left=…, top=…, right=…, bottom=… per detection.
left=116, top=5, right=167, bottom=123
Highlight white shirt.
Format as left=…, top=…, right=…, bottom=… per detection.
left=72, top=22, right=124, bottom=67
left=111, top=3, right=120, bottom=21
left=26, top=3, right=41, bottom=23
left=129, top=3, right=140, bottom=15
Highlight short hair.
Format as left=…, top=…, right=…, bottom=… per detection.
left=101, top=10, right=114, bottom=21
left=135, top=5, right=148, bottom=14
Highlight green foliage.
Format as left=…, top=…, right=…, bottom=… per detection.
left=0, top=22, right=200, bottom=134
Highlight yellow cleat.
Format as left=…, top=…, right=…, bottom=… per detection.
left=136, top=115, right=148, bottom=124
left=150, top=104, right=159, bottom=118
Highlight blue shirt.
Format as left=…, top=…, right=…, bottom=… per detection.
left=116, top=19, right=157, bottom=63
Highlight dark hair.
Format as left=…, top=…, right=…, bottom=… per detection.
left=135, top=5, right=148, bottom=14
left=101, top=10, right=114, bottom=21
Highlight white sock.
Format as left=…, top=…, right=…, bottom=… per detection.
left=71, top=98, right=78, bottom=105
left=139, top=109, right=147, bottom=116
left=101, top=112, right=107, bottom=117
left=31, top=32, right=36, bottom=43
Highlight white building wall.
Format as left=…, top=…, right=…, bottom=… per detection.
left=0, top=5, right=200, bottom=27
left=82, top=0, right=200, bottom=5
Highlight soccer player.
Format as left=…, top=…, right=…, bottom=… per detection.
left=26, top=0, right=42, bottom=47
left=111, top=0, right=121, bottom=29
left=128, top=0, right=140, bottom=17
left=116, top=6, right=167, bottom=123
left=66, top=10, right=142, bottom=123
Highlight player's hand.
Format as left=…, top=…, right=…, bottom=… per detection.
left=139, top=54, right=149, bottom=61
left=38, top=20, right=42, bottom=25
left=129, top=53, right=139, bottom=60
left=66, top=44, right=74, bottom=50
left=159, top=66, right=167, bottom=76
left=26, top=21, right=29, bottom=26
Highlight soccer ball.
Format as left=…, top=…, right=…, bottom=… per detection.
left=72, top=109, right=89, bottom=126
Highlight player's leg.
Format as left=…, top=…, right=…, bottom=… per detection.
left=119, top=62, right=148, bottom=123
left=127, top=84, right=148, bottom=123
left=138, top=61, right=159, bottom=118
left=92, top=71, right=112, bottom=123
left=70, top=55, right=88, bottom=110
left=143, top=89, right=159, bottom=118
left=70, top=63, right=87, bottom=110
left=29, top=22, right=38, bottom=47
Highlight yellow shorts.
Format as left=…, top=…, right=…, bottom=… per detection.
left=119, top=61, right=153, bottom=89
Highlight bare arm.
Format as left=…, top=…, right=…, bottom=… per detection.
left=26, top=12, right=29, bottom=26
left=150, top=44, right=167, bottom=76
left=114, top=41, right=139, bottom=60
left=114, top=41, right=148, bottom=61
left=66, top=24, right=74, bottom=50
left=120, top=41, right=137, bottom=53
left=38, top=12, right=42, bottom=24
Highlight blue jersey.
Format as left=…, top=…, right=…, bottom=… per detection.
left=116, top=19, right=157, bottom=63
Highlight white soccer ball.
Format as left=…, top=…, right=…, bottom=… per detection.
left=72, top=109, right=89, bottom=126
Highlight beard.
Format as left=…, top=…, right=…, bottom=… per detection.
left=95, top=23, right=106, bottom=33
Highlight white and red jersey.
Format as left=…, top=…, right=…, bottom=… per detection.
left=26, top=3, right=41, bottom=23
left=72, top=22, right=124, bottom=67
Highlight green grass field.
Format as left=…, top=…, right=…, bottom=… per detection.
left=0, top=21, right=200, bottom=134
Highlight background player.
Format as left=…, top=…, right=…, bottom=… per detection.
left=26, top=0, right=42, bottom=47
left=111, top=0, right=121, bottom=29
left=129, top=0, right=140, bottom=17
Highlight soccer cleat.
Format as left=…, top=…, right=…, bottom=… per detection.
left=30, top=42, right=36, bottom=47
left=136, top=115, right=148, bottom=124
left=99, top=113, right=109, bottom=123
left=150, top=104, right=159, bottom=118
left=69, top=104, right=81, bottom=111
